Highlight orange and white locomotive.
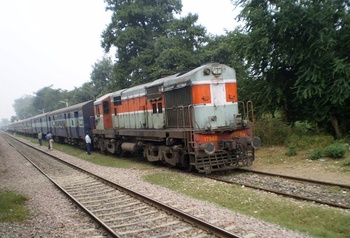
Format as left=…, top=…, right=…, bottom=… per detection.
left=93, top=63, right=260, bottom=173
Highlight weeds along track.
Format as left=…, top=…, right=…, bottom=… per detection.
left=2, top=133, right=242, bottom=238
left=206, top=169, right=350, bottom=210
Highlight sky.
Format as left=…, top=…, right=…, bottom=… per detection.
left=0, top=0, right=240, bottom=120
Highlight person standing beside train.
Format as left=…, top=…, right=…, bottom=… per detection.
left=85, top=132, right=92, bottom=155
left=45, top=132, right=53, bottom=150
left=38, top=131, right=42, bottom=146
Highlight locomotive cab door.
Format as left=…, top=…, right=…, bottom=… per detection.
left=149, top=99, right=164, bottom=129
left=103, top=100, right=112, bottom=129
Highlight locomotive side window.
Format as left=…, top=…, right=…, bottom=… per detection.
left=158, top=103, right=163, bottom=113
left=103, top=101, right=110, bottom=114
left=152, top=102, right=163, bottom=114
left=152, top=103, right=157, bottom=113
left=114, top=96, right=122, bottom=106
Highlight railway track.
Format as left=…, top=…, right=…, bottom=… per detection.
left=2, top=133, right=243, bottom=238
left=206, top=169, right=350, bottom=210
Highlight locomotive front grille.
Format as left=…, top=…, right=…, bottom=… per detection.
left=195, top=150, right=253, bottom=173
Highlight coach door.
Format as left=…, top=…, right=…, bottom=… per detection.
left=39, top=118, right=44, bottom=134
left=64, top=113, right=71, bottom=138
left=74, top=111, right=79, bottom=137
left=67, top=113, right=72, bottom=137
left=48, top=116, right=53, bottom=134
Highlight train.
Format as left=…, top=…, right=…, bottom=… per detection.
left=3, top=63, right=261, bottom=173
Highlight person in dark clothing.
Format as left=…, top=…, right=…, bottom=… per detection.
left=45, top=132, right=53, bottom=150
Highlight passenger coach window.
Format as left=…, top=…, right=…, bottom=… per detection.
left=103, top=101, right=110, bottom=114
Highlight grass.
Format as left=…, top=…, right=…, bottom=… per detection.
left=254, top=146, right=350, bottom=172
left=0, top=190, right=29, bottom=222
left=144, top=172, right=350, bottom=238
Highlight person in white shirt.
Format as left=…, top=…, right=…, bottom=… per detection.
left=85, top=133, right=92, bottom=155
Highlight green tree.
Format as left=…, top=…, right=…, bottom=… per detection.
left=13, top=95, right=36, bottom=119
left=234, top=0, right=350, bottom=137
left=90, top=56, right=114, bottom=95
left=69, top=82, right=96, bottom=104
left=151, top=13, right=207, bottom=78
left=33, top=86, right=72, bottom=114
left=102, top=0, right=206, bottom=88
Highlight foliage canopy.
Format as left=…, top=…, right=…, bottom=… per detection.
left=233, top=0, right=350, bottom=137
left=101, top=0, right=207, bottom=89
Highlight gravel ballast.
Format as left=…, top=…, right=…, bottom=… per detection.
left=0, top=135, right=310, bottom=238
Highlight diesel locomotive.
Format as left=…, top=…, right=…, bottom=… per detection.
left=3, top=63, right=260, bottom=173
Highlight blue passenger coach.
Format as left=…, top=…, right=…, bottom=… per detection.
left=46, top=100, right=94, bottom=147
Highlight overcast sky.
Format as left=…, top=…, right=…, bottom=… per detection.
left=0, top=0, right=239, bottom=120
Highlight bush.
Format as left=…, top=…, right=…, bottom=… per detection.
left=291, top=121, right=317, bottom=136
left=323, top=144, right=347, bottom=159
left=285, top=144, right=297, bottom=156
left=285, top=134, right=334, bottom=150
left=308, top=148, right=323, bottom=160
left=254, top=117, right=334, bottom=148
left=254, top=117, right=291, bottom=146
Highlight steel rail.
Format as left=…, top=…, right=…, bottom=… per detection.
left=239, top=168, right=350, bottom=190
left=206, top=175, right=350, bottom=210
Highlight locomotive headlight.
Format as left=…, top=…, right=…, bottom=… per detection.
left=212, top=67, right=222, bottom=76
left=199, top=142, right=216, bottom=155
left=203, top=68, right=211, bottom=75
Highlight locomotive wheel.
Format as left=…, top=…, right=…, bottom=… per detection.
left=183, top=153, right=195, bottom=172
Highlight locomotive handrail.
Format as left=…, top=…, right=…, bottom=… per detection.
left=237, top=101, right=247, bottom=121
left=180, top=105, right=188, bottom=147
left=246, top=100, right=255, bottom=127
left=187, top=105, right=195, bottom=151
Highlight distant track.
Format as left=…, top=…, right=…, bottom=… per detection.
left=239, top=168, right=350, bottom=189
left=206, top=169, right=350, bottom=210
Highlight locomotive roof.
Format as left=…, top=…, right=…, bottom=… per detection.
left=110, top=88, right=126, bottom=98
left=122, top=82, right=148, bottom=98
left=97, top=63, right=235, bottom=101
left=145, top=74, right=178, bottom=88
left=146, top=63, right=235, bottom=92
left=162, top=63, right=235, bottom=90
left=94, top=93, right=113, bottom=105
